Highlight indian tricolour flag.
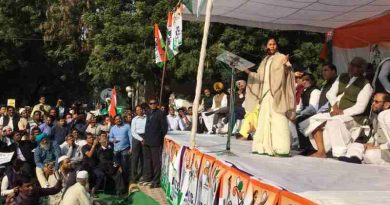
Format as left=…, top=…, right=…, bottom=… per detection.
left=154, top=24, right=167, bottom=67
left=167, top=8, right=183, bottom=57
left=166, top=12, right=176, bottom=59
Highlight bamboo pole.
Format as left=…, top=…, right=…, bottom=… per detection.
left=159, top=37, right=169, bottom=104
left=190, top=0, right=213, bottom=149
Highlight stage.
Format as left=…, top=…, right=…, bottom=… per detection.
left=166, top=131, right=390, bottom=205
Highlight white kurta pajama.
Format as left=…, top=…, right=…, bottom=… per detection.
left=202, top=94, right=227, bottom=132
left=299, top=75, right=373, bottom=157
left=252, top=55, right=291, bottom=156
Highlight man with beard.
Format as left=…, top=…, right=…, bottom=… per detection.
left=244, top=37, right=295, bottom=156
left=203, top=82, right=228, bottom=134
left=34, top=133, right=61, bottom=187
left=339, top=93, right=390, bottom=164
left=48, top=156, right=77, bottom=205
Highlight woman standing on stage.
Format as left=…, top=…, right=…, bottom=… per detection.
left=244, top=38, right=295, bottom=156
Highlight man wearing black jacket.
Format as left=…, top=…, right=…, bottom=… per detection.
left=142, top=99, right=168, bottom=188
left=0, top=106, right=19, bottom=132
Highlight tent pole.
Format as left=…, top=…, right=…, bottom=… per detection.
left=190, top=0, right=213, bottom=149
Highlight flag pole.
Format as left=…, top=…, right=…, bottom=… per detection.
left=159, top=36, right=169, bottom=104
left=190, top=0, right=213, bottom=149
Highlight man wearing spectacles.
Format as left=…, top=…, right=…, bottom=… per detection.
left=142, top=99, right=168, bottom=188
left=340, top=93, right=390, bottom=164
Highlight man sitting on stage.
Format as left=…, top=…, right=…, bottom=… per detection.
left=300, top=57, right=373, bottom=158
left=294, top=73, right=320, bottom=152
left=339, top=92, right=390, bottom=164
left=202, top=82, right=228, bottom=134
left=297, top=64, right=338, bottom=155
left=206, top=80, right=246, bottom=134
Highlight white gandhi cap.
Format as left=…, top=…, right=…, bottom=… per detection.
left=76, top=170, right=89, bottom=179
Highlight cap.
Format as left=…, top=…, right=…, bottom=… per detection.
left=35, top=133, right=48, bottom=143
left=19, top=108, right=26, bottom=114
left=58, top=156, right=69, bottom=165
left=2, top=126, right=13, bottom=132
left=76, top=170, right=89, bottom=179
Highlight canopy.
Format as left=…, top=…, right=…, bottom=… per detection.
left=183, top=0, right=390, bottom=33
left=320, top=13, right=390, bottom=72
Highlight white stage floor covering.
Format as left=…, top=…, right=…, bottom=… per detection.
left=166, top=131, right=390, bottom=205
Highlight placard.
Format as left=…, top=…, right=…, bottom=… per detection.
left=7, top=99, right=15, bottom=108
left=219, top=167, right=250, bottom=205
left=196, top=154, right=216, bottom=205
left=166, top=142, right=184, bottom=205
left=243, top=178, right=281, bottom=205
left=179, top=149, right=203, bottom=205
left=0, top=152, right=15, bottom=164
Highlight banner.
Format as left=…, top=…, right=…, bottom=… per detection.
left=0, top=152, right=15, bottom=164
left=167, top=142, right=185, bottom=205
left=278, top=191, right=318, bottom=205
left=179, top=149, right=203, bottom=204
left=210, top=159, right=230, bottom=204
left=161, top=139, right=171, bottom=191
left=219, top=167, right=250, bottom=205
left=243, top=178, right=281, bottom=205
left=196, top=154, right=216, bottom=205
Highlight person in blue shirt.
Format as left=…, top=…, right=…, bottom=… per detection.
left=109, top=115, right=132, bottom=185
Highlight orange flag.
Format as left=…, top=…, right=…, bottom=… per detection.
left=109, top=87, right=117, bottom=117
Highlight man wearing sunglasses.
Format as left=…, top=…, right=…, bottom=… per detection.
left=142, top=99, right=167, bottom=188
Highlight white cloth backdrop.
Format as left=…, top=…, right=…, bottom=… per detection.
left=183, top=0, right=390, bottom=33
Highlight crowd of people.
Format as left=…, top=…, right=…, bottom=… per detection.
left=0, top=97, right=167, bottom=205
left=0, top=37, right=389, bottom=205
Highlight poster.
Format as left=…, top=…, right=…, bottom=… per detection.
left=219, top=167, right=250, bottom=205
left=196, top=154, right=216, bottom=205
left=161, top=139, right=171, bottom=191
left=243, top=178, right=281, bottom=205
left=210, top=160, right=230, bottom=204
left=167, top=142, right=185, bottom=205
left=278, top=191, right=317, bottom=205
left=7, top=99, right=15, bottom=108
left=179, top=149, right=203, bottom=205
left=0, top=152, right=15, bottom=164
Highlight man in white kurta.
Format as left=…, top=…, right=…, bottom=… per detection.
left=245, top=38, right=295, bottom=156
left=300, top=57, right=373, bottom=158
left=340, top=93, right=390, bottom=164
left=60, top=171, right=91, bottom=205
